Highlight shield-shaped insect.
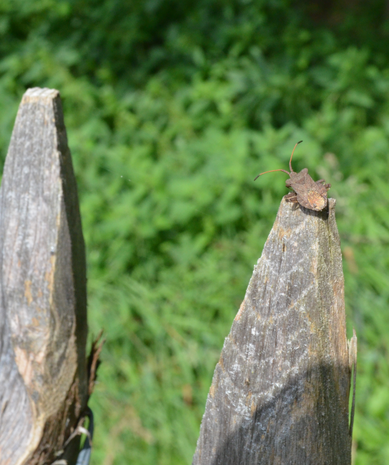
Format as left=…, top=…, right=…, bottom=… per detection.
left=254, top=141, right=331, bottom=211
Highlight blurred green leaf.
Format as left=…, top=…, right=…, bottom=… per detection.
left=1, top=1, right=389, bottom=464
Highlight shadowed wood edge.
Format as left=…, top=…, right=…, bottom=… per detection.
left=193, top=198, right=352, bottom=465
left=0, top=88, right=87, bottom=465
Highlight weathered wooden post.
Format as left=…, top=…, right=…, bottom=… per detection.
left=193, top=198, right=356, bottom=464
left=0, top=88, right=89, bottom=465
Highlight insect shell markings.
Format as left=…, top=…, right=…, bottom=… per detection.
left=254, top=141, right=331, bottom=212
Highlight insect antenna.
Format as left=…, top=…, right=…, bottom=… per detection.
left=254, top=169, right=290, bottom=181
left=289, top=140, right=303, bottom=172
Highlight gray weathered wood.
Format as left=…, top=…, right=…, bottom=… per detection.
left=0, top=88, right=88, bottom=465
left=193, top=198, right=352, bottom=465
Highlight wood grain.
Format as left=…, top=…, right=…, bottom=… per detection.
left=193, top=198, right=352, bottom=465
left=0, top=88, right=87, bottom=465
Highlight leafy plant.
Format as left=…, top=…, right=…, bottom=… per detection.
left=1, top=1, right=389, bottom=463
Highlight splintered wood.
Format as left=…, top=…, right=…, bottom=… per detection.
left=0, top=88, right=88, bottom=465
left=193, top=198, right=353, bottom=465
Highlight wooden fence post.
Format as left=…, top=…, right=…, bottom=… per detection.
left=0, top=88, right=88, bottom=465
left=193, top=198, right=356, bottom=465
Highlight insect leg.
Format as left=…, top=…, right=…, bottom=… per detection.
left=284, top=192, right=298, bottom=203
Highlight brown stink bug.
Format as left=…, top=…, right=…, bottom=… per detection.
left=254, top=140, right=331, bottom=211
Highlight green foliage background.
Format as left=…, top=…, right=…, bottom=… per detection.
left=1, top=0, right=389, bottom=463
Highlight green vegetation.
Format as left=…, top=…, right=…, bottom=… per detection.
left=1, top=1, right=389, bottom=463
